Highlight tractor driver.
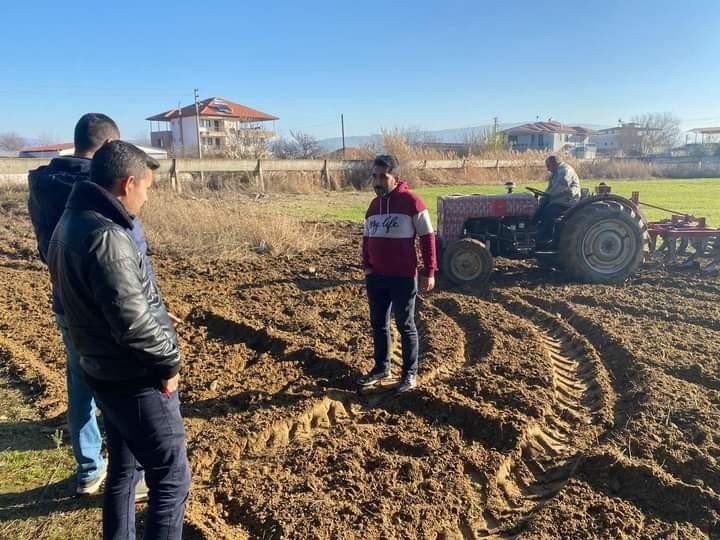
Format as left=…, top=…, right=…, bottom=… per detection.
left=535, top=155, right=581, bottom=245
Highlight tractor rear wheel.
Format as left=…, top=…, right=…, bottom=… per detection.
left=442, top=238, right=494, bottom=287
left=559, top=201, right=648, bottom=283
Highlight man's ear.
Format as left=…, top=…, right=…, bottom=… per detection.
left=118, top=176, right=135, bottom=196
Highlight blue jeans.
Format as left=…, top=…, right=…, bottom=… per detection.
left=55, top=312, right=105, bottom=483
left=366, top=273, right=419, bottom=378
left=93, top=386, right=190, bottom=540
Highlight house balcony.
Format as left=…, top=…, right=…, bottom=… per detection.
left=230, top=128, right=275, bottom=139
left=199, top=127, right=226, bottom=137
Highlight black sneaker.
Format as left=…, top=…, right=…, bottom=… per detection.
left=357, top=370, right=392, bottom=386
left=396, top=375, right=417, bottom=393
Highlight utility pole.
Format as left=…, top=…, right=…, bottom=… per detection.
left=193, top=88, right=202, bottom=159
left=341, top=114, right=346, bottom=159
left=177, top=101, right=184, bottom=158
left=194, top=88, right=204, bottom=183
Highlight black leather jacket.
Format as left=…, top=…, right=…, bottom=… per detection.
left=47, top=181, right=180, bottom=388
left=28, top=156, right=155, bottom=314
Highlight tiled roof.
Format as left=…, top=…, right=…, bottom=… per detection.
left=19, top=142, right=74, bottom=152
left=502, top=121, right=593, bottom=135
left=146, top=97, right=279, bottom=122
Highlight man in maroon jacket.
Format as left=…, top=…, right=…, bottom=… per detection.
left=359, top=155, right=437, bottom=392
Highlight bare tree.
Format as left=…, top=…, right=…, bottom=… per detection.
left=223, top=127, right=269, bottom=159
left=269, top=131, right=322, bottom=159
left=0, top=132, right=27, bottom=151
left=631, top=112, right=682, bottom=155
left=463, top=128, right=507, bottom=156
left=289, top=130, right=322, bottom=158
left=269, top=136, right=298, bottom=159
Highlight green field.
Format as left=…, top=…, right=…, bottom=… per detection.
left=290, top=178, right=720, bottom=226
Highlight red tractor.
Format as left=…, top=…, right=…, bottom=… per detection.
left=437, top=183, right=650, bottom=285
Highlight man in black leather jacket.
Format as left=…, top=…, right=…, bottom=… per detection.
left=48, top=140, right=190, bottom=539
left=28, top=113, right=156, bottom=497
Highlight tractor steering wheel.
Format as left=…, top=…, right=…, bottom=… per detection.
left=526, top=187, right=549, bottom=197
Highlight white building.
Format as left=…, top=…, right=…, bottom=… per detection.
left=589, top=122, right=662, bottom=156
left=502, top=121, right=593, bottom=153
left=146, top=97, right=278, bottom=158
left=18, top=142, right=167, bottom=159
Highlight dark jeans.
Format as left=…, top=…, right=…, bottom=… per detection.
left=535, top=201, right=570, bottom=243
left=92, top=385, right=191, bottom=540
left=366, top=273, right=419, bottom=378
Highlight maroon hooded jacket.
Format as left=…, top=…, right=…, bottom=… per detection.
left=362, top=180, right=437, bottom=278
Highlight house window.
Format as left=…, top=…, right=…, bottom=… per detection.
left=213, top=120, right=221, bottom=130
left=531, top=134, right=536, bottom=144
left=538, top=134, right=544, bottom=146
left=215, top=137, right=221, bottom=146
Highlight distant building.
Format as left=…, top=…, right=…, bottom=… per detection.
left=589, top=122, right=662, bottom=156
left=687, top=127, right=720, bottom=144
left=18, top=142, right=167, bottom=159
left=146, top=97, right=279, bottom=157
left=501, top=121, right=593, bottom=153
left=18, top=143, right=75, bottom=158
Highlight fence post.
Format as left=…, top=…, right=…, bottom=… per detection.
left=170, top=158, right=182, bottom=194
left=321, top=159, right=336, bottom=190
left=496, top=159, right=500, bottom=179
left=256, top=159, right=265, bottom=193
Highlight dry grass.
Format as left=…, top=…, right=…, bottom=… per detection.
left=573, top=158, right=655, bottom=179
left=141, top=190, right=338, bottom=259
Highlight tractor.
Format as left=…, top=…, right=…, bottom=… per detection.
left=437, top=183, right=650, bottom=285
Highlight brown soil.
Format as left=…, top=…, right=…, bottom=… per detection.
left=2, top=195, right=720, bottom=539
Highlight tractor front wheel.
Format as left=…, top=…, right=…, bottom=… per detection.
left=442, top=238, right=494, bottom=287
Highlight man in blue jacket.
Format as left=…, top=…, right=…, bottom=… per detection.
left=27, top=113, right=159, bottom=496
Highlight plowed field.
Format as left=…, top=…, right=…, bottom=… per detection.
left=2, top=195, right=720, bottom=539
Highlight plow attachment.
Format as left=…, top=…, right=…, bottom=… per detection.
left=631, top=192, right=720, bottom=274
left=647, top=215, right=720, bottom=273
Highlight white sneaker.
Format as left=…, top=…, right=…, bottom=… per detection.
left=135, top=475, right=149, bottom=503
left=76, top=465, right=107, bottom=495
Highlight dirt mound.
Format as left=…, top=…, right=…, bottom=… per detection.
left=2, top=201, right=720, bottom=537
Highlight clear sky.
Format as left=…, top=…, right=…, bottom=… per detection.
left=1, top=0, right=718, bottom=142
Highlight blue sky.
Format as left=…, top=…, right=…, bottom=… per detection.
left=1, top=0, right=718, bottom=142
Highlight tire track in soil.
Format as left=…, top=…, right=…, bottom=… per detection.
left=633, top=275, right=720, bottom=299
left=515, top=293, right=720, bottom=534
left=460, top=294, right=613, bottom=539
left=569, top=293, right=720, bottom=334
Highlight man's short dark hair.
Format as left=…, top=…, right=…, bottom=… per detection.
left=91, top=141, right=160, bottom=190
left=74, top=113, right=120, bottom=154
left=373, top=154, right=400, bottom=174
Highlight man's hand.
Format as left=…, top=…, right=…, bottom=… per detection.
left=161, top=373, right=180, bottom=394
left=168, top=312, right=182, bottom=328
left=419, top=275, right=435, bottom=292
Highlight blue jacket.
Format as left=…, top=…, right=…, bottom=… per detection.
left=28, top=156, right=155, bottom=314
